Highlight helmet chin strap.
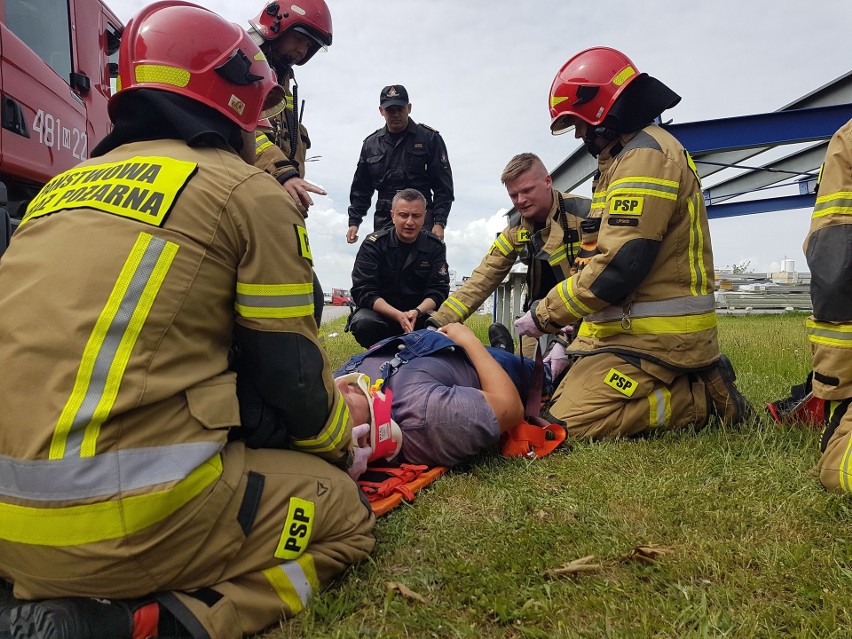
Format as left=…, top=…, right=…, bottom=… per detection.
left=583, top=126, right=620, bottom=158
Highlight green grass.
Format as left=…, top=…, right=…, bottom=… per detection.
left=266, top=312, right=852, bottom=639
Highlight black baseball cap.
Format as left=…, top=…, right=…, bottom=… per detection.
left=380, top=85, right=409, bottom=108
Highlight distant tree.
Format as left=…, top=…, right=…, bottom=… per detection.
left=732, top=259, right=752, bottom=274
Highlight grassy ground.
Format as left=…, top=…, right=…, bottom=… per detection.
left=268, top=313, right=851, bottom=639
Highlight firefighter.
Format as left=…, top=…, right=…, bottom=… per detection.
left=247, top=0, right=332, bottom=212
left=427, top=152, right=590, bottom=357
left=0, top=3, right=373, bottom=638
left=514, top=47, right=752, bottom=439
left=804, top=118, right=852, bottom=493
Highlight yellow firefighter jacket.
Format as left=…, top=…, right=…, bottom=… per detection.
left=253, top=70, right=310, bottom=183
left=804, top=118, right=852, bottom=400
left=0, top=139, right=351, bottom=549
left=534, top=124, right=719, bottom=371
left=430, top=190, right=589, bottom=325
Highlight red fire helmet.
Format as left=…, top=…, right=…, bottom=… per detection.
left=111, top=0, right=285, bottom=131
left=549, top=47, right=641, bottom=134
left=248, top=0, right=333, bottom=65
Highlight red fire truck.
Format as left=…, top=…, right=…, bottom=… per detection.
left=0, top=0, right=123, bottom=255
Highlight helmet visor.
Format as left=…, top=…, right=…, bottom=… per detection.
left=550, top=114, right=579, bottom=136
left=259, top=84, right=287, bottom=120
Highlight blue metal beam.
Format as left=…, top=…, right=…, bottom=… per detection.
left=663, top=104, right=852, bottom=155
left=706, top=194, right=815, bottom=220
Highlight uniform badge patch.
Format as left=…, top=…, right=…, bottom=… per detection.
left=274, top=497, right=315, bottom=560
left=439, top=263, right=448, bottom=275
left=604, top=368, right=638, bottom=397
left=610, top=197, right=643, bottom=215
left=517, top=228, right=530, bottom=243
left=608, top=217, right=639, bottom=227
left=294, top=224, right=313, bottom=264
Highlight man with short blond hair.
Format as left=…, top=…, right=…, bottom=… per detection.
left=428, top=153, right=590, bottom=359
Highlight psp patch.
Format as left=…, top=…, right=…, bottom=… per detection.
left=517, top=228, right=531, bottom=243
left=275, top=497, right=315, bottom=560
left=609, top=197, right=643, bottom=215
left=294, top=224, right=313, bottom=264
left=604, top=368, right=638, bottom=397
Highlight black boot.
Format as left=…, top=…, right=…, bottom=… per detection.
left=9, top=597, right=191, bottom=639
left=700, top=354, right=753, bottom=426
left=488, top=323, right=515, bottom=352
left=10, top=598, right=133, bottom=639
left=0, top=580, right=21, bottom=639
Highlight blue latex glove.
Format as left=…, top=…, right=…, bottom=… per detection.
left=514, top=311, right=544, bottom=338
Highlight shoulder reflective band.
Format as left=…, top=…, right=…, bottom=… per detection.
left=22, top=156, right=198, bottom=228
left=607, top=176, right=679, bottom=202
left=256, top=134, right=274, bottom=155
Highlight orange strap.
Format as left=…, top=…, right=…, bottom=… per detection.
left=500, top=420, right=566, bottom=458
left=357, top=464, right=449, bottom=517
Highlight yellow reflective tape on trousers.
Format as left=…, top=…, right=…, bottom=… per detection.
left=290, top=393, right=349, bottom=454
left=22, top=156, right=197, bottom=228
left=0, top=453, right=222, bottom=546
left=608, top=176, right=679, bottom=196
left=444, top=296, right=469, bottom=320
left=833, top=401, right=852, bottom=493
left=235, top=282, right=314, bottom=319
left=648, top=387, right=672, bottom=427
left=51, top=233, right=179, bottom=459
left=579, top=310, right=718, bottom=338
left=687, top=193, right=710, bottom=296
left=255, top=134, right=274, bottom=155
left=813, top=191, right=852, bottom=218
left=262, top=553, right=318, bottom=615
left=806, top=319, right=852, bottom=348
left=557, top=275, right=594, bottom=318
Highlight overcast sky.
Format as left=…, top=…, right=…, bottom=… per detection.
left=106, top=0, right=852, bottom=290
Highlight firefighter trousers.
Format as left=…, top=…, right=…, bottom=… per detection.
left=2, top=443, right=375, bottom=639
left=817, top=399, right=852, bottom=493
left=548, top=352, right=709, bottom=439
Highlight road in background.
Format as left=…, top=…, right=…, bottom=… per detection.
left=321, top=305, right=352, bottom=325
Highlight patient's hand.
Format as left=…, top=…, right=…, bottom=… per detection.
left=438, top=323, right=481, bottom=351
